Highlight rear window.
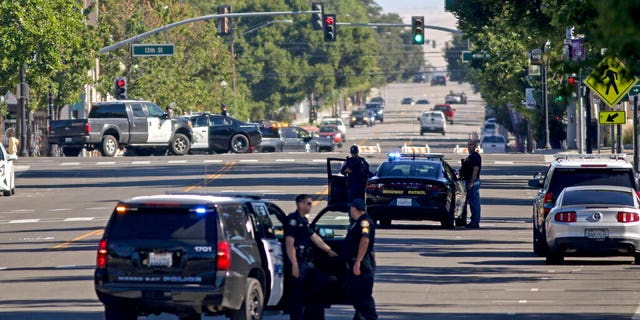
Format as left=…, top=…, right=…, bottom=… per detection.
left=260, top=127, right=279, bottom=138
left=108, top=207, right=217, bottom=241
left=377, top=161, right=439, bottom=179
left=561, top=189, right=634, bottom=207
left=482, top=136, right=505, bottom=143
left=319, top=126, right=337, bottom=133
left=89, top=104, right=127, bottom=118
left=549, top=168, right=637, bottom=198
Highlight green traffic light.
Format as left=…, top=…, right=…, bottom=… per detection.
left=414, top=34, right=423, bottom=43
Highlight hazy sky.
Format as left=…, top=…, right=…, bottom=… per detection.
left=375, top=0, right=458, bottom=68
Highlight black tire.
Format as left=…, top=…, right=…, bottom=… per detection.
left=170, top=133, right=190, bottom=155
left=545, top=252, right=564, bottom=264
left=229, top=278, right=264, bottom=320
left=101, top=135, right=118, bottom=157
left=350, top=124, right=355, bottom=128
left=104, top=304, right=136, bottom=320
left=230, top=134, right=251, bottom=153
left=635, top=254, right=640, bottom=265
left=2, top=190, right=10, bottom=196
left=533, top=224, right=548, bottom=257
left=62, top=146, right=82, bottom=157
left=380, top=118, right=384, bottom=123
left=179, top=314, right=201, bottom=320
left=455, top=208, right=467, bottom=227
left=420, top=131, right=424, bottom=136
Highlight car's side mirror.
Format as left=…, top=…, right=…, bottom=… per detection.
left=8, top=154, right=18, bottom=161
left=417, top=117, right=421, bottom=121
left=528, top=172, right=544, bottom=188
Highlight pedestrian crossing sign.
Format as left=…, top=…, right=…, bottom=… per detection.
left=584, top=57, right=638, bottom=107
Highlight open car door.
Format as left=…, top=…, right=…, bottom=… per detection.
left=309, top=203, right=352, bottom=306
left=327, top=157, right=348, bottom=205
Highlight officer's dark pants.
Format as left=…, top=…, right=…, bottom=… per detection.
left=287, top=262, right=325, bottom=320
left=347, top=185, right=366, bottom=203
left=348, top=271, right=378, bottom=320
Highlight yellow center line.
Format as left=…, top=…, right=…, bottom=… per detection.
left=312, top=186, right=329, bottom=206
left=52, top=229, right=104, bottom=250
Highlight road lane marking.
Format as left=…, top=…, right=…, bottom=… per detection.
left=494, top=161, right=514, bottom=165
left=64, top=217, right=95, bottom=222
left=131, top=161, right=151, bottom=164
left=203, top=159, right=223, bottom=163
left=52, top=229, right=103, bottom=250
left=61, top=162, right=80, bottom=166
left=239, top=159, right=258, bottom=162
left=312, top=159, right=325, bottom=162
left=48, top=208, right=71, bottom=212
left=168, top=160, right=187, bottom=164
left=9, top=219, right=40, bottom=224
left=276, top=159, right=295, bottom=162
left=97, top=161, right=116, bottom=165
left=184, top=162, right=235, bottom=192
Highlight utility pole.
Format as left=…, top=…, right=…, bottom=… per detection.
left=18, top=64, right=29, bottom=157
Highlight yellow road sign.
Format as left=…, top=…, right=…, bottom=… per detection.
left=584, top=57, right=638, bottom=107
left=598, top=111, right=626, bottom=125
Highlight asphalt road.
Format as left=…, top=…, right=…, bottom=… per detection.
left=2, top=82, right=640, bottom=320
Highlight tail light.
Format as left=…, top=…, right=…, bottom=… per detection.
left=543, top=192, right=553, bottom=214
left=96, top=239, right=107, bottom=268
left=617, top=212, right=640, bottom=223
left=554, top=211, right=576, bottom=223
left=217, top=241, right=231, bottom=271
left=85, top=123, right=91, bottom=134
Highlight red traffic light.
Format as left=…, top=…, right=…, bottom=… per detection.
left=325, top=16, right=334, bottom=25
left=568, top=77, right=576, bottom=86
left=117, top=79, right=126, bottom=87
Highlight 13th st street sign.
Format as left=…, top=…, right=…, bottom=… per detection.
left=132, top=44, right=174, bottom=57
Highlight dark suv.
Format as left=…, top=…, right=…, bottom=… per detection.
left=365, top=103, right=384, bottom=123
left=94, top=193, right=287, bottom=320
left=528, top=154, right=639, bottom=256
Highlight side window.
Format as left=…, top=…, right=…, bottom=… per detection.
left=297, top=128, right=309, bottom=138
left=249, top=202, right=276, bottom=239
left=219, top=203, right=250, bottom=240
left=442, top=162, right=455, bottom=181
left=210, top=115, right=229, bottom=126
left=313, top=209, right=350, bottom=239
left=89, top=104, right=127, bottom=118
left=131, top=103, right=145, bottom=117
left=542, top=165, right=554, bottom=190
left=146, top=102, right=165, bottom=118
left=194, top=116, right=208, bottom=127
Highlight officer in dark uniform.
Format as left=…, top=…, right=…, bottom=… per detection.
left=340, top=145, right=372, bottom=203
left=343, top=198, right=378, bottom=320
left=284, top=194, right=338, bottom=320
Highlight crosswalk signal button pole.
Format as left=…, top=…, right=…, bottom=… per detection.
left=412, top=16, right=424, bottom=45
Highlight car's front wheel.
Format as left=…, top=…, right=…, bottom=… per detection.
left=104, top=304, right=137, bottom=320
left=229, top=278, right=264, bottom=320
left=545, top=252, right=564, bottom=264
left=230, top=134, right=250, bottom=153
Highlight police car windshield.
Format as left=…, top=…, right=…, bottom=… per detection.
left=378, top=161, right=439, bottom=179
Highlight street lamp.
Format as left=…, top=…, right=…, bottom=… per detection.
left=543, top=40, right=552, bottom=150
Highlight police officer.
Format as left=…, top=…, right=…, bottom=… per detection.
left=340, top=145, right=372, bottom=203
left=284, top=194, right=338, bottom=320
left=343, top=198, right=378, bottom=320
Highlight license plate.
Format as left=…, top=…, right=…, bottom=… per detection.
left=397, top=198, right=412, bottom=206
left=148, top=252, right=173, bottom=267
left=585, top=228, right=608, bottom=240
left=64, top=138, right=72, bottom=143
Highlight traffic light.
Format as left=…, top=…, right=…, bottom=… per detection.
left=567, top=74, right=577, bottom=86
left=114, top=76, right=127, bottom=100
left=411, top=16, right=425, bottom=45
left=323, top=14, right=336, bottom=42
left=217, top=5, right=231, bottom=35
left=311, top=2, right=324, bottom=30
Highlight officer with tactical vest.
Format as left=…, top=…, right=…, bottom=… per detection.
left=341, top=145, right=373, bottom=203
left=284, top=194, right=338, bottom=320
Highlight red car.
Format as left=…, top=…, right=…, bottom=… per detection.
left=318, top=124, right=345, bottom=147
left=433, top=104, right=455, bottom=124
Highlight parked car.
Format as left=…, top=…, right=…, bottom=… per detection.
left=545, top=185, right=640, bottom=264
left=400, top=97, right=415, bottom=105
left=0, top=143, right=17, bottom=196
left=479, top=134, right=507, bottom=153
left=323, top=153, right=467, bottom=229
left=415, top=98, right=430, bottom=105
left=414, top=73, right=426, bottom=83
left=48, top=100, right=193, bottom=157
left=318, top=124, right=345, bottom=147
left=365, top=102, right=384, bottom=123
left=417, top=111, right=446, bottom=136
left=431, top=75, right=446, bottom=86
left=528, top=154, right=640, bottom=257
left=369, top=96, right=385, bottom=108
left=259, top=125, right=334, bottom=152
left=432, top=104, right=455, bottom=124
left=320, top=117, right=347, bottom=134
left=349, top=109, right=374, bottom=127
left=188, top=113, right=262, bottom=153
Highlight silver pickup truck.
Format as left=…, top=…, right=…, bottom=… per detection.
left=48, top=100, right=192, bottom=156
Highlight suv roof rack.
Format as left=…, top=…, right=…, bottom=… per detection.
left=165, top=191, right=264, bottom=199
left=554, top=153, right=628, bottom=161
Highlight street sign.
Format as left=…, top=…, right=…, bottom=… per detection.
left=628, top=80, right=640, bottom=97
left=461, top=51, right=471, bottom=62
left=584, top=56, right=638, bottom=107
left=598, top=110, right=626, bottom=125
left=132, top=44, right=174, bottom=57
